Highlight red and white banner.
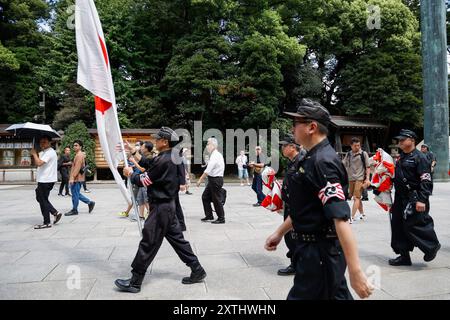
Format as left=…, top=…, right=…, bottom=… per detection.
left=75, top=0, right=131, bottom=205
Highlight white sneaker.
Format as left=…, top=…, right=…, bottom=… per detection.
left=349, top=217, right=354, bottom=224
left=354, top=213, right=363, bottom=221
left=240, top=183, right=244, bottom=186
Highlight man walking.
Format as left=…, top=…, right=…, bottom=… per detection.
left=342, top=137, right=370, bottom=223
left=115, top=127, right=206, bottom=293
left=65, top=140, right=95, bottom=216
left=277, top=134, right=306, bottom=276
left=197, top=138, right=226, bottom=224
left=389, top=129, right=440, bottom=266
left=30, top=136, right=62, bottom=229
left=58, top=146, right=72, bottom=197
left=265, top=99, right=373, bottom=300
left=249, top=146, right=266, bottom=206
left=235, top=150, right=250, bottom=186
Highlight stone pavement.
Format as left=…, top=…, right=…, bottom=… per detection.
left=1, top=182, right=450, bottom=300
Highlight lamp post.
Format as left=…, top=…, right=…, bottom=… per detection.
left=39, top=86, right=46, bottom=124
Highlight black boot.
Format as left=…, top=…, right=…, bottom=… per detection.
left=277, top=264, right=295, bottom=276
left=424, top=243, right=441, bottom=262
left=115, top=271, right=145, bottom=293
left=388, top=253, right=412, bottom=266
left=182, top=263, right=206, bottom=284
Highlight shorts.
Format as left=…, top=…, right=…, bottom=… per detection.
left=349, top=180, right=364, bottom=199
left=238, top=169, right=248, bottom=179
left=136, top=187, right=148, bottom=205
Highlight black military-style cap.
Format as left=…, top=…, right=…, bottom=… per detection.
left=153, top=126, right=179, bottom=142
left=279, top=133, right=299, bottom=146
left=394, top=129, right=417, bottom=140
left=284, top=98, right=331, bottom=126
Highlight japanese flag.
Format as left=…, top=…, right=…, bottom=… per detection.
left=75, top=0, right=131, bottom=205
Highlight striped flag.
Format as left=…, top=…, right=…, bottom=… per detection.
left=75, top=0, right=131, bottom=205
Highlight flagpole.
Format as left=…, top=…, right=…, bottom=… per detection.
left=117, top=121, right=143, bottom=237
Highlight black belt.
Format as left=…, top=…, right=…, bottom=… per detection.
left=291, top=231, right=338, bottom=243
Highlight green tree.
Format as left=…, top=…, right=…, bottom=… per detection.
left=0, top=0, right=50, bottom=123
left=60, top=121, right=96, bottom=177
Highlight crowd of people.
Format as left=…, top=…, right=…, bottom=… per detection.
left=29, top=98, right=442, bottom=300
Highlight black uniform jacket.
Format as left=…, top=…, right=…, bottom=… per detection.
left=287, top=139, right=351, bottom=233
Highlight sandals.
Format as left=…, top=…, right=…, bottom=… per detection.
left=34, top=224, right=52, bottom=229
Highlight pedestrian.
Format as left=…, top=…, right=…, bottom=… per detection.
left=235, top=150, right=250, bottom=186
left=182, top=148, right=193, bottom=195
left=342, top=137, right=371, bottom=223
left=277, top=133, right=306, bottom=276
left=249, top=146, right=266, bottom=206
left=389, top=129, right=440, bottom=266
left=65, top=140, right=95, bottom=216
left=119, top=141, right=148, bottom=220
left=420, top=144, right=436, bottom=194
left=30, top=136, right=62, bottom=229
left=175, top=148, right=188, bottom=231
left=115, top=127, right=206, bottom=293
left=58, top=146, right=72, bottom=197
left=197, top=138, right=226, bottom=224
left=265, top=98, right=373, bottom=300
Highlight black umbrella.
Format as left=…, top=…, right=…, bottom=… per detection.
left=5, top=122, right=61, bottom=139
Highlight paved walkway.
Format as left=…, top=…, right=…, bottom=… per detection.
left=1, top=182, right=450, bottom=300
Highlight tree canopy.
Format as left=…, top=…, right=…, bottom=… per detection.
left=0, top=0, right=430, bottom=133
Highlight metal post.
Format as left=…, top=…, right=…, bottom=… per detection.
left=421, top=0, right=449, bottom=181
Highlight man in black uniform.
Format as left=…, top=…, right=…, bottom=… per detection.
left=277, top=133, right=306, bottom=276
left=389, top=129, right=440, bottom=266
left=265, top=99, right=373, bottom=300
left=57, top=146, right=72, bottom=196
left=115, top=127, right=206, bottom=293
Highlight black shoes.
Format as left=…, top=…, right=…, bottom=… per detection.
left=186, top=191, right=193, bottom=195
left=53, top=212, right=62, bottom=224
left=388, top=254, right=412, bottom=266
left=114, top=272, right=145, bottom=293
left=201, top=217, right=214, bottom=222
left=424, top=244, right=441, bottom=262
left=182, top=263, right=207, bottom=284
left=277, top=265, right=295, bottom=276
left=253, top=203, right=261, bottom=207
left=64, top=210, right=78, bottom=216
left=211, top=219, right=225, bottom=224
left=88, top=201, right=95, bottom=213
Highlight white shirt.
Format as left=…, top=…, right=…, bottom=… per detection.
left=204, top=149, right=225, bottom=177
left=235, top=154, right=248, bottom=170
left=36, top=147, right=58, bottom=183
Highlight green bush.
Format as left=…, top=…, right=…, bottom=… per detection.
left=60, top=121, right=96, bottom=178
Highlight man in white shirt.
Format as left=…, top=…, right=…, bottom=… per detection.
left=30, top=136, right=62, bottom=229
left=235, top=150, right=250, bottom=186
left=197, top=138, right=226, bottom=224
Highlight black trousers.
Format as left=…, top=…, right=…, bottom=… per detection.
left=287, top=240, right=353, bottom=300
left=175, top=194, right=186, bottom=230
left=59, top=173, right=70, bottom=195
left=283, top=208, right=296, bottom=265
left=390, top=195, right=439, bottom=256
left=35, top=182, right=57, bottom=224
left=201, top=176, right=225, bottom=221
left=131, top=200, right=199, bottom=275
